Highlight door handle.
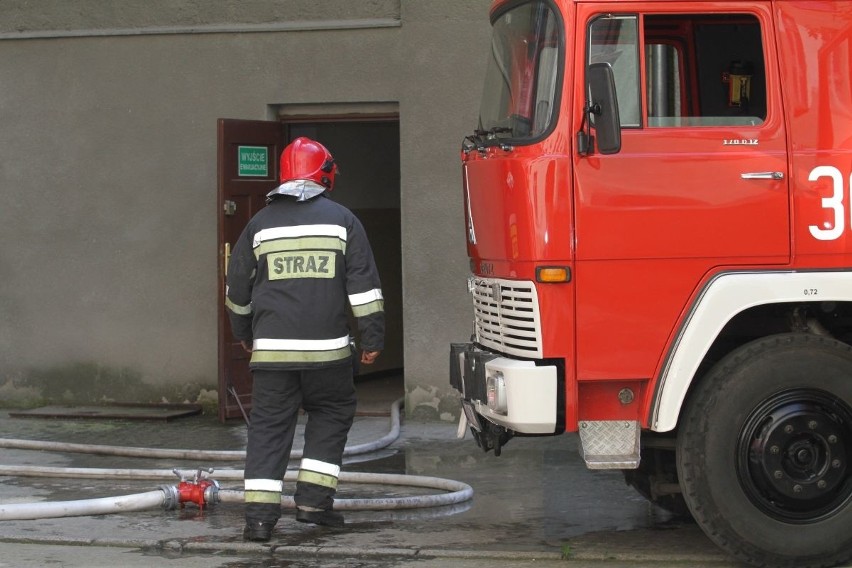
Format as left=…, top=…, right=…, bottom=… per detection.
left=741, top=171, right=784, bottom=180
left=224, top=242, right=231, bottom=277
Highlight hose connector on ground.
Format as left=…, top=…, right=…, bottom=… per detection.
left=161, top=468, right=220, bottom=511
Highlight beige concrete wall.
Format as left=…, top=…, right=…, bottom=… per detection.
left=0, top=1, right=402, bottom=33
left=0, top=0, right=491, bottom=419
left=397, top=1, right=491, bottom=419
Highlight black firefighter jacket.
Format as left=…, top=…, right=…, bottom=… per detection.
left=225, top=194, right=384, bottom=369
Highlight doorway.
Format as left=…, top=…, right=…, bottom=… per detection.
left=216, top=116, right=403, bottom=422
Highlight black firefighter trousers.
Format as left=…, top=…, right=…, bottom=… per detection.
left=244, top=364, right=356, bottom=524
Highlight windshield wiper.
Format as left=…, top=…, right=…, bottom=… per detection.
left=478, top=127, right=514, bottom=151
left=462, top=133, right=485, bottom=155
left=463, top=126, right=515, bottom=155
left=474, top=126, right=512, bottom=139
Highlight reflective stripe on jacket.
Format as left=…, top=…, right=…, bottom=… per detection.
left=225, top=194, right=384, bottom=369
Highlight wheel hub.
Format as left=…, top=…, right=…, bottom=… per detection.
left=739, top=389, right=852, bottom=522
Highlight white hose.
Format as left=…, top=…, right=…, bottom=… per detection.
left=0, top=468, right=473, bottom=515
left=0, top=471, right=473, bottom=520
left=0, top=398, right=404, bottom=461
left=0, top=398, right=475, bottom=520
left=0, top=490, right=167, bottom=521
left=0, top=465, right=230, bottom=480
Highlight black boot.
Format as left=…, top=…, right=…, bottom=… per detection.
left=295, top=508, right=344, bottom=527
left=243, top=519, right=276, bottom=542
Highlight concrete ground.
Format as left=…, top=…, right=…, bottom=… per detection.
left=0, top=384, right=757, bottom=567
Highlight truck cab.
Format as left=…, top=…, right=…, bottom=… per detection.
left=451, top=1, right=852, bottom=566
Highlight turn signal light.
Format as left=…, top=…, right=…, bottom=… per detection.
left=536, top=266, right=571, bottom=283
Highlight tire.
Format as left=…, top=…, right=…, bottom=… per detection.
left=677, top=333, right=852, bottom=568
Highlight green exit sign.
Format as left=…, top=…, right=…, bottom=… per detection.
left=238, top=146, right=268, bottom=177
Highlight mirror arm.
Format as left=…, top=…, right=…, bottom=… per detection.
left=576, top=101, right=596, bottom=156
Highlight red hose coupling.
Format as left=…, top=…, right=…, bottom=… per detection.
left=169, top=468, right=220, bottom=510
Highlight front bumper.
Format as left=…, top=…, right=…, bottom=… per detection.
left=450, top=342, right=557, bottom=434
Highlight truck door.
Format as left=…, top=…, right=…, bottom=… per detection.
left=572, top=4, right=790, bottom=381
left=217, top=119, right=287, bottom=422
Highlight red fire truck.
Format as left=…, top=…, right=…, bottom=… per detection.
left=449, top=1, right=852, bottom=566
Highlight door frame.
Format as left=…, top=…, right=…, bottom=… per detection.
left=217, top=112, right=401, bottom=422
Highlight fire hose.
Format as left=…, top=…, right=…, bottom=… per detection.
left=0, top=397, right=403, bottom=461
left=0, top=398, right=474, bottom=521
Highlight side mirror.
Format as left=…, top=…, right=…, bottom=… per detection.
left=587, top=62, right=621, bottom=155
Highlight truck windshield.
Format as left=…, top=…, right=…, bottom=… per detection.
left=479, top=1, right=561, bottom=142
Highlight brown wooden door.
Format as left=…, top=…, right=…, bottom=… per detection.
left=217, top=119, right=287, bottom=421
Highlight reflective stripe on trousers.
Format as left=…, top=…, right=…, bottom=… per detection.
left=244, top=365, right=356, bottom=523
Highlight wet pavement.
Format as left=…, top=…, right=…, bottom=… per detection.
left=0, top=405, right=750, bottom=567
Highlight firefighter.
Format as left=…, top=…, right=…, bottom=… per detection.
left=225, top=137, right=384, bottom=542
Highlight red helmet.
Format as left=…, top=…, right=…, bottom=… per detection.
left=279, top=137, right=337, bottom=190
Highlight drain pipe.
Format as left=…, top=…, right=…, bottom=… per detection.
left=0, top=398, right=403, bottom=461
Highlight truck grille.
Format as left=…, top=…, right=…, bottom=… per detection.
left=470, top=277, right=543, bottom=358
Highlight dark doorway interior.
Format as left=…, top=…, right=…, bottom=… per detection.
left=286, top=121, right=404, bottom=378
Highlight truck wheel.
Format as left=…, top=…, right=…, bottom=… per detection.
left=677, top=333, right=852, bottom=568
